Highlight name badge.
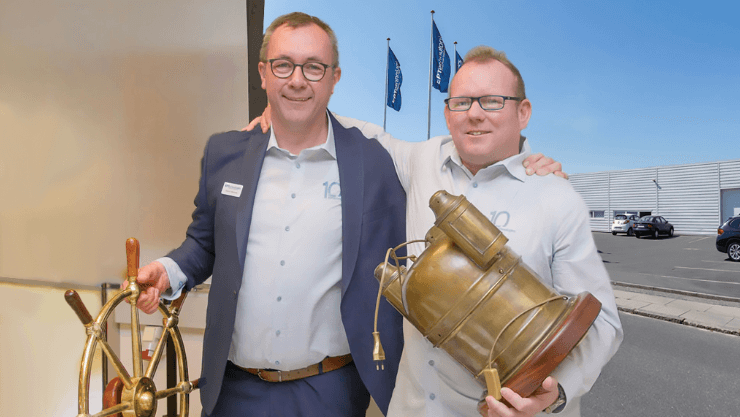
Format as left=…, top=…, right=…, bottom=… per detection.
left=221, top=182, right=243, bottom=197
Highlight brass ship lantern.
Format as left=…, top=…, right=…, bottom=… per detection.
left=373, top=191, right=602, bottom=400
left=65, top=238, right=200, bottom=417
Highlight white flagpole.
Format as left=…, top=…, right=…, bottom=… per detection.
left=427, top=10, right=435, bottom=140
left=453, top=41, right=457, bottom=79
left=384, top=38, right=390, bottom=131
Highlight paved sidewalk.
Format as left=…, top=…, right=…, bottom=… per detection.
left=613, top=282, right=740, bottom=336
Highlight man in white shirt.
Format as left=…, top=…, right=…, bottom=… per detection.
left=250, top=45, right=622, bottom=417
left=353, top=46, right=622, bottom=417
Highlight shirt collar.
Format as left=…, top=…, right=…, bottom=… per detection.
left=441, top=136, right=532, bottom=182
left=267, top=111, right=336, bottom=159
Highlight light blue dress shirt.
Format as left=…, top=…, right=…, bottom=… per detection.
left=160, top=114, right=350, bottom=371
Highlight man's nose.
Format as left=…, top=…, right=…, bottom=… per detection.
left=287, top=67, right=308, bottom=87
left=466, top=100, right=486, bottom=121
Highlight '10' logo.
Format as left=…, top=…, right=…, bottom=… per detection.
left=323, top=181, right=341, bottom=199
left=489, top=211, right=510, bottom=228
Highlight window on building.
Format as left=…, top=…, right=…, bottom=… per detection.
left=590, top=210, right=605, bottom=218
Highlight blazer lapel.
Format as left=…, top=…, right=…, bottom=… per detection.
left=236, top=129, right=270, bottom=269
left=332, top=113, right=363, bottom=297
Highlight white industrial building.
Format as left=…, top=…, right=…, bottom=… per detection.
left=570, top=159, right=740, bottom=235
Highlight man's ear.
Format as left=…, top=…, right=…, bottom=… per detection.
left=518, top=98, right=532, bottom=131
left=330, top=66, right=341, bottom=94
left=258, top=61, right=267, bottom=89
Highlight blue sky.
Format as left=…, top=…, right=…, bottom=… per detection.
left=264, top=0, right=739, bottom=174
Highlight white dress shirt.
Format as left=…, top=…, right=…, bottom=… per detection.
left=336, top=115, right=623, bottom=417
left=161, top=114, right=350, bottom=371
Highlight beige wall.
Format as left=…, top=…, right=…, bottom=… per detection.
left=0, top=1, right=246, bottom=415
left=0, top=0, right=249, bottom=285
left=0, top=283, right=105, bottom=415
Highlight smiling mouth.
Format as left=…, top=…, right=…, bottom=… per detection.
left=285, top=96, right=311, bottom=102
left=467, top=131, right=490, bottom=136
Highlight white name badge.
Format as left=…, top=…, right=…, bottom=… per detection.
left=221, top=182, right=243, bottom=197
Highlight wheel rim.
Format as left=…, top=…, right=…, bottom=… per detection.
left=653, top=230, right=658, bottom=239
left=67, top=238, right=197, bottom=417
left=729, top=243, right=740, bottom=261
left=627, top=228, right=633, bottom=236
left=72, top=288, right=193, bottom=417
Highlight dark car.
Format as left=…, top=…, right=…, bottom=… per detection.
left=634, top=215, right=674, bottom=238
left=716, top=216, right=740, bottom=262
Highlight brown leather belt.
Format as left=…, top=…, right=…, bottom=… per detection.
left=237, top=354, right=353, bottom=383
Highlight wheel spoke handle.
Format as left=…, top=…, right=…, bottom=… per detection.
left=65, top=290, right=93, bottom=326
left=126, top=237, right=140, bottom=280
left=126, top=238, right=144, bottom=378
left=154, top=379, right=200, bottom=400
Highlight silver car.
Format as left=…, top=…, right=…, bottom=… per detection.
left=611, top=214, right=638, bottom=236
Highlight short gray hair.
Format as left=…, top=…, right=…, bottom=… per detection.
left=260, top=12, right=339, bottom=67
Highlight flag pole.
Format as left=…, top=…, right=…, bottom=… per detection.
left=453, top=41, right=457, bottom=79
left=427, top=10, right=435, bottom=140
left=384, top=38, right=390, bottom=131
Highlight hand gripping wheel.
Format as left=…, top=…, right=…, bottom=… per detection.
left=65, top=238, right=200, bottom=417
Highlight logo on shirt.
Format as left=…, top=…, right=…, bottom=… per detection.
left=489, top=211, right=514, bottom=232
left=323, top=181, right=341, bottom=200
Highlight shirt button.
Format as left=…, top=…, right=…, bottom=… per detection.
left=295, top=162, right=301, bottom=168
left=276, top=330, right=281, bottom=336
left=428, top=360, right=434, bottom=366
left=429, top=393, right=435, bottom=400
left=275, top=360, right=280, bottom=365
left=277, top=296, right=282, bottom=302
left=280, top=260, right=285, bottom=266
left=291, top=193, right=296, bottom=199
left=473, top=182, right=479, bottom=188
left=285, top=226, right=290, bottom=231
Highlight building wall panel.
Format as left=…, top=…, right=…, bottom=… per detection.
left=720, top=160, right=740, bottom=189
left=571, top=159, right=740, bottom=235
left=570, top=172, right=610, bottom=232
left=608, top=169, right=657, bottom=215
left=656, top=163, right=719, bottom=234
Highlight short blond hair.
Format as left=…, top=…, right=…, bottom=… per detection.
left=260, top=12, right=339, bottom=67
left=458, top=46, right=526, bottom=99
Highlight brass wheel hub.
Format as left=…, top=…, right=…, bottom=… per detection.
left=121, top=377, right=157, bottom=417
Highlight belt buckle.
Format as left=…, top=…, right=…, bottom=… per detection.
left=257, top=369, right=282, bottom=382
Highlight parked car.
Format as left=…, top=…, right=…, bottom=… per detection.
left=634, top=216, right=674, bottom=238
left=611, top=214, right=638, bottom=236
left=716, top=216, right=740, bottom=262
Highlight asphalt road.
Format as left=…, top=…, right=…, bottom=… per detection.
left=592, top=232, right=740, bottom=299
left=581, top=312, right=740, bottom=417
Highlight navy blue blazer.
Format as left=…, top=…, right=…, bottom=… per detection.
left=168, top=112, right=406, bottom=415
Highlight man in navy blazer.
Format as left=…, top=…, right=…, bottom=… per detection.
left=131, top=12, right=405, bottom=416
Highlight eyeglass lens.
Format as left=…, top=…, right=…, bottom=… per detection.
left=271, top=59, right=327, bottom=81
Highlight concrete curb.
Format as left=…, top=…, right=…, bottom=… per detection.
left=612, top=281, right=740, bottom=337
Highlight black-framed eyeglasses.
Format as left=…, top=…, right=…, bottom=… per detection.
left=444, top=95, right=522, bottom=112
left=267, top=58, right=332, bottom=82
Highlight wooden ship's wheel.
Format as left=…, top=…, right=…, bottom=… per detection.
left=65, top=238, right=199, bottom=417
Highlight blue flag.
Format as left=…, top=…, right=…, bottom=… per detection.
left=431, top=21, right=451, bottom=93
left=455, top=50, right=464, bottom=71
left=387, top=47, right=402, bottom=111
